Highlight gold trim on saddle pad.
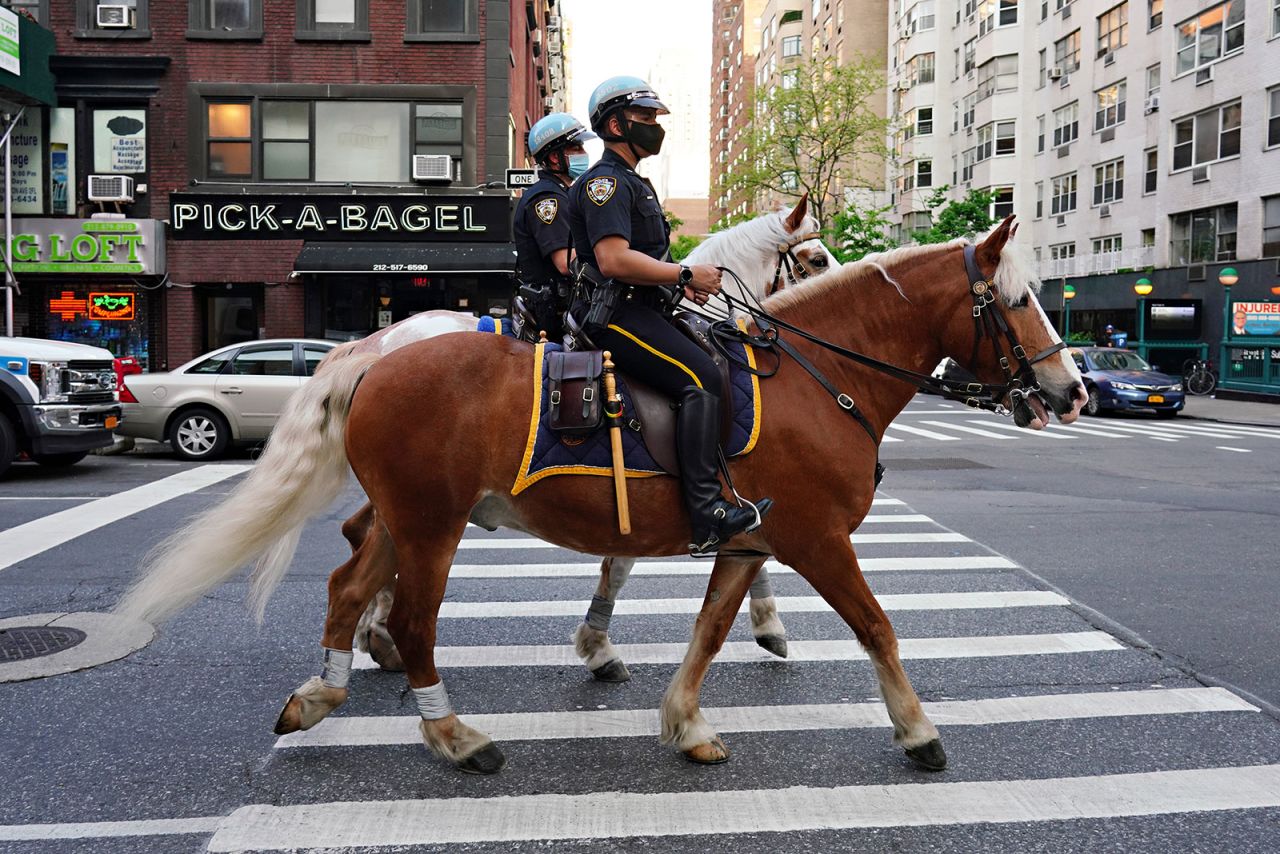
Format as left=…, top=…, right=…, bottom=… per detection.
left=510, top=323, right=764, bottom=496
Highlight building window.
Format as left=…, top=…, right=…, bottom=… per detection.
left=962, top=92, right=977, bottom=128
left=1141, top=228, right=1155, bottom=247
left=1, top=0, right=45, bottom=25
left=1262, top=195, right=1280, bottom=256
left=977, top=121, right=1015, bottom=160
left=1038, top=48, right=1047, bottom=87
left=188, top=0, right=263, bottom=39
left=1174, top=1, right=1244, bottom=76
left=1170, top=204, right=1236, bottom=263
left=1171, top=101, right=1241, bottom=170
left=976, top=55, right=1017, bottom=100
left=977, top=0, right=1017, bottom=33
left=917, top=159, right=933, bottom=188
left=962, top=147, right=976, bottom=182
left=1268, top=86, right=1280, bottom=148
left=261, top=101, right=311, bottom=180
left=1093, top=235, right=1123, bottom=255
left=781, top=35, right=802, bottom=57
left=1035, top=181, right=1044, bottom=217
left=77, top=0, right=151, bottom=37
left=206, top=101, right=253, bottom=178
left=908, top=53, right=935, bottom=85
left=1149, top=0, right=1163, bottom=28
left=296, top=0, right=370, bottom=40
left=907, top=0, right=936, bottom=32
left=1093, top=158, right=1124, bottom=205
left=1051, top=172, right=1078, bottom=215
left=1273, top=0, right=1280, bottom=36
left=1054, top=30, right=1081, bottom=73
left=1050, top=242, right=1076, bottom=261
left=1094, top=81, right=1127, bottom=131
left=963, top=37, right=976, bottom=73
left=1144, top=148, right=1158, bottom=193
left=781, top=69, right=799, bottom=89
left=1037, top=115, right=1045, bottom=152
left=1053, top=101, right=1079, bottom=147
left=991, top=186, right=1014, bottom=218
left=1145, top=64, right=1161, bottom=97
left=1097, top=3, right=1128, bottom=56
left=406, top=0, right=478, bottom=41
left=917, top=107, right=934, bottom=135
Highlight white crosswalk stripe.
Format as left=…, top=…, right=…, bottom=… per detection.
left=447, top=554, right=1019, bottom=578
left=879, top=410, right=1277, bottom=445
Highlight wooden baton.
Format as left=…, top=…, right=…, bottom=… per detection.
left=601, top=351, right=632, bottom=535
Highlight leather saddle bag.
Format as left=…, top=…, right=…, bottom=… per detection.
left=547, top=350, right=603, bottom=435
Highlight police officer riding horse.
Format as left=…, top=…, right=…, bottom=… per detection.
left=566, top=76, right=773, bottom=556
left=511, top=113, right=596, bottom=343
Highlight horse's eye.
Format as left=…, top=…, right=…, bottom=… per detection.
left=811, top=255, right=827, bottom=268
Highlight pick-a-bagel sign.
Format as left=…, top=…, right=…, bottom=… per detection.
left=168, top=193, right=511, bottom=242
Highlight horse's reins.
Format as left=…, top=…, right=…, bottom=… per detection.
left=768, top=231, right=824, bottom=296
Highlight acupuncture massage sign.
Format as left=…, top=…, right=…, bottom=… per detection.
left=88, top=292, right=136, bottom=322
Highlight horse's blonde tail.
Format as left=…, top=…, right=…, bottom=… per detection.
left=116, top=351, right=382, bottom=626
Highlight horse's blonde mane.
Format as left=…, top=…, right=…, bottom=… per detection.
left=764, top=225, right=1039, bottom=313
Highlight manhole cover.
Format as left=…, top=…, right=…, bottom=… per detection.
left=0, top=626, right=88, bottom=662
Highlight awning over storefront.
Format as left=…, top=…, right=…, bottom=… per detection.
left=0, top=12, right=56, bottom=109
left=292, top=242, right=517, bottom=275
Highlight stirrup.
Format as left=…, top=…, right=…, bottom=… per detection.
left=688, top=498, right=773, bottom=557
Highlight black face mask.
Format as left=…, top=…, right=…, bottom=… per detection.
left=625, top=119, right=665, bottom=156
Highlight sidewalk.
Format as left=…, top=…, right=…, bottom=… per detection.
left=1181, top=394, right=1280, bottom=428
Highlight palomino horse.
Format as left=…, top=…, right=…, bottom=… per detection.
left=119, top=216, right=1085, bottom=775
left=313, top=200, right=835, bottom=698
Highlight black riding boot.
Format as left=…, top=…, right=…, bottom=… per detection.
left=676, top=387, right=772, bottom=556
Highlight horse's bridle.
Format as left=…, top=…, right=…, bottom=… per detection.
left=768, top=231, right=824, bottom=296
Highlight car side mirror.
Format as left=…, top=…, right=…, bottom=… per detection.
left=1151, top=364, right=1161, bottom=372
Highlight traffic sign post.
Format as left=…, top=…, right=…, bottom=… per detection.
left=505, top=169, right=537, bottom=189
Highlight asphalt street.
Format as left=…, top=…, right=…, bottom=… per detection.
left=1, top=399, right=1279, bottom=852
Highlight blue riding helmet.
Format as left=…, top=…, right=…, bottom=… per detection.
left=527, top=113, right=597, bottom=161
left=587, top=75, right=670, bottom=131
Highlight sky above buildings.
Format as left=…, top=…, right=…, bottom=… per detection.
left=561, top=0, right=711, bottom=198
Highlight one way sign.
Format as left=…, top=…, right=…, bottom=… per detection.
left=505, top=169, right=537, bottom=189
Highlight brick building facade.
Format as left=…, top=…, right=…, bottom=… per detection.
left=5, top=0, right=564, bottom=369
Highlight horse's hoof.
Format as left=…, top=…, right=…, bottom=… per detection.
left=590, top=659, right=631, bottom=683
left=683, top=738, right=731, bottom=765
left=755, top=634, right=788, bottom=659
left=273, top=695, right=306, bottom=735
left=273, top=680, right=348, bottom=735
left=456, top=742, right=507, bottom=775
left=368, top=629, right=405, bottom=672
left=904, top=738, right=947, bottom=771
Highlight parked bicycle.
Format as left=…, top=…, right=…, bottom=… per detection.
left=1182, top=358, right=1217, bottom=396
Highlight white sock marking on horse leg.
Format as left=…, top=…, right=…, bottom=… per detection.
left=748, top=597, right=786, bottom=639
left=659, top=666, right=719, bottom=750
left=870, top=652, right=939, bottom=749
left=572, top=622, right=622, bottom=671
left=320, top=648, right=353, bottom=689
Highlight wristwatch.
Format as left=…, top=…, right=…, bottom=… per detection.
left=678, top=265, right=693, bottom=286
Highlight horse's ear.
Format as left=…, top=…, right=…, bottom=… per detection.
left=784, top=193, right=809, bottom=232
left=976, top=214, right=1016, bottom=270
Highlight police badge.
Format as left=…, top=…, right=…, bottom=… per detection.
left=535, top=197, right=559, bottom=224
left=586, top=176, right=617, bottom=206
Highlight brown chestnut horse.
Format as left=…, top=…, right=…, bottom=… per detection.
left=119, top=216, right=1085, bottom=775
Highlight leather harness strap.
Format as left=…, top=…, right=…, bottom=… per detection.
left=769, top=231, right=824, bottom=296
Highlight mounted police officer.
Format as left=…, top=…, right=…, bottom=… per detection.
left=566, top=76, right=772, bottom=556
left=512, top=113, right=596, bottom=342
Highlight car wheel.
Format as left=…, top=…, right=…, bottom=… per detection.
left=1083, top=387, right=1103, bottom=417
left=33, top=452, right=88, bottom=467
left=170, top=408, right=230, bottom=461
left=0, top=411, right=16, bottom=479
left=1155, top=409, right=1178, bottom=419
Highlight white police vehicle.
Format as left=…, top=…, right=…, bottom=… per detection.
left=1, top=337, right=123, bottom=478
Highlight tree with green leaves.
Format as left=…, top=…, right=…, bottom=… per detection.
left=828, top=202, right=898, bottom=263
left=670, top=234, right=705, bottom=262
left=721, top=55, right=890, bottom=228
left=911, top=185, right=997, bottom=244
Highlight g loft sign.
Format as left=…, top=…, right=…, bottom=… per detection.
left=169, top=193, right=512, bottom=242
left=5, top=219, right=165, bottom=275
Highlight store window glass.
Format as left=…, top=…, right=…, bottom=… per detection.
left=206, top=295, right=257, bottom=349
left=315, top=101, right=410, bottom=182
left=44, top=286, right=150, bottom=367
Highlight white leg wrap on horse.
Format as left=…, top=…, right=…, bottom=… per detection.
left=749, top=570, right=774, bottom=600
left=320, top=647, right=354, bottom=689
left=585, top=595, right=615, bottom=631
left=412, top=682, right=453, bottom=720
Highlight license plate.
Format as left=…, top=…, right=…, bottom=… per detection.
left=1147, top=395, right=1165, bottom=404
left=104, top=416, right=118, bottom=429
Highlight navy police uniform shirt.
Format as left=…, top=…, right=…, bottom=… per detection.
left=567, top=149, right=670, bottom=278
left=513, top=172, right=572, bottom=284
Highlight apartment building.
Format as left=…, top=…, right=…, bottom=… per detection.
left=710, top=0, right=768, bottom=226
left=886, top=0, right=1279, bottom=388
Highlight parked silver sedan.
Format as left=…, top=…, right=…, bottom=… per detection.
left=117, top=339, right=336, bottom=460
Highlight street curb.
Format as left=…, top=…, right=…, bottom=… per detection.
left=1182, top=413, right=1280, bottom=430
left=906, top=506, right=1280, bottom=725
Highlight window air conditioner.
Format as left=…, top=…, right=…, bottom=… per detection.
left=1103, top=51, right=1115, bottom=66
left=1191, top=165, right=1210, bottom=183
left=547, top=15, right=560, bottom=30
left=1195, top=66, right=1213, bottom=85
left=896, top=80, right=911, bottom=91
left=96, top=4, right=133, bottom=28
left=1061, top=3, right=1071, bottom=17
left=1099, top=204, right=1111, bottom=217
left=1047, top=67, right=1064, bottom=80
left=1144, top=93, right=1160, bottom=114
left=88, top=175, right=135, bottom=203
left=901, top=27, right=912, bottom=38
left=412, top=154, right=454, bottom=183
left=543, top=95, right=556, bottom=109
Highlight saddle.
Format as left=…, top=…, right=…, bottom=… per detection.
left=546, top=312, right=735, bottom=476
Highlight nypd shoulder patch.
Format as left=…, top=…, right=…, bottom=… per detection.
left=586, top=176, right=617, bottom=206
left=534, top=197, right=559, bottom=225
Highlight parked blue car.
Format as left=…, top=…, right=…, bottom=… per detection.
left=1070, top=347, right=1185, bottom=418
